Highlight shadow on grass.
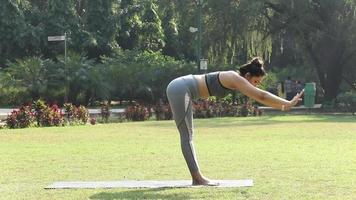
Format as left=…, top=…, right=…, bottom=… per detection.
left=89, top=188, right=250, bottom=200
left=89, top=188, right=191, bottom=200
left=144, top=114, right=355, bottom=128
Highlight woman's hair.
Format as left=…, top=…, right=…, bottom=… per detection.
left=238, top=57, right=266, bottom=77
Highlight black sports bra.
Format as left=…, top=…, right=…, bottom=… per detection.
left=204, top=72, right=233, bottom=97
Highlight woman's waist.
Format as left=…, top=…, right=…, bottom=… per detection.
left=193, top=74, right=209, bottom=98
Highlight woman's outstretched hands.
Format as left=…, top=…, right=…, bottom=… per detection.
left=290, top=89, right=304, bottom=107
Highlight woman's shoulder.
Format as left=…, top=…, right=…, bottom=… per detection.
left=219, top=70, right=240, bottom=78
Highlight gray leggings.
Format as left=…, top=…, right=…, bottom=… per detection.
left=166, top=75, right=201, bottom=174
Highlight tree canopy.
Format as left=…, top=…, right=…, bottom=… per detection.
left=0, top=0, right=355, bottom=105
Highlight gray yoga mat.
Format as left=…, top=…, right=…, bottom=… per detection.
left=45, top=180, right=253, bottom=189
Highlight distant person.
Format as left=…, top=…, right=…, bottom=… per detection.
left=295, top=80, right=304, bottom=93
left=295, top=80, right=304, bottom=104
left=166, top=57, right=304, bottom=186
left=284, top=76, right=293, bottom=100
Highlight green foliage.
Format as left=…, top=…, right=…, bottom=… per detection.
left=1, top=0, right=355, bottom=104
left=260, top=71, right=278, bottom=91
left=117, top=0, right=142, bottom=50
left=265, top=0, right=356, bottom=100
left=337, top=91, right=356, bottom=115
left=58, top=51, right=105, bottom=105
left=102, top=49, right=194, bottom=103
left=45, top=0, right=81, bottom=58
left=33, top=99, right=48, bottom=126
left=0, top=53, right=105, bottom=106
left=140, top=1, right=165, bottom=52
left=0, top=0, right=29, bottom=64
left=161, top=2, right=181, bottom=58
left=85, top=0, right=118, bottom=58
left=0, top=57, right=49, bottom=103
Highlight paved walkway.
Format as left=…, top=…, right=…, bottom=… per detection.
left=0, top=108, right=125, bottom=116
left=0, top=105, right=322, bottom=116
left=259, top=104, right=322, bottom=111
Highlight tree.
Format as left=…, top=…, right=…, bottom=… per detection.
left=174, top=0, right=197, bottom=61
left=264, top=0, right=356, bottom=101
left=204, top=0, right=272, bottom=65
left=161, top=1, right=181, bottom=58
left=0, top=0, right=28, bottom=66
left=85, top=0, right=118, bottom=59
left=140, top=1, right=165, bottom=52
left=0, top=57, right=49, bottom=102
left=44, top=0, right=82, bottom=58
left=117, top=0, right=142, bottom=50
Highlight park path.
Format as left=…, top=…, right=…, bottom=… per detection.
left=0, top=108, right=125, bottom=117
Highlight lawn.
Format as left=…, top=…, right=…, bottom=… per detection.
left=0, top=115, right=355, bottom=200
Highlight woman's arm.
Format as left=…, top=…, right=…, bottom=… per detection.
left=220, top=71, right=303, bottom=110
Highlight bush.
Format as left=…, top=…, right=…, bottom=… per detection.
left=153, top=104, right=172, bottom=120
left=100, top=102, right=110, bottom=123
left=193, top=99, right=241, bottom=118
left=77, top=105, right=89, bottom=124
left=33, top=100, right=48, bottom=126
left=190, top=97, right=262, bottom=118
left=39, top=105, right=64, bottom=127
left=4, top=101, right=89, bottom=128
left=90, top=118, right=96, bottom=125
left=64, top=103, right=76, bottom=124
left=6, top=105, right=34, bottom=128
left=33, top=100, right=64, bottom=127
left=63, top=103, right=88, bottom=124
left=6, top=110, right=19, bottom=129
left=125, top=104, right=149, bottom=121
left=337, top=91, right=356, bottom=115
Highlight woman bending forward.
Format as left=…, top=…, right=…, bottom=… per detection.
left=166, top=57, right=303, bottom=185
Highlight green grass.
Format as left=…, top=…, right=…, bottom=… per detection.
left=1, top=115, right=355, bottom=200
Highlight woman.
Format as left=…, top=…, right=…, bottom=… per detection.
left=166, top=57, right=303, bottom=185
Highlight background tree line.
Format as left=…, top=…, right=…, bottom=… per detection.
left=0, top=0, right=355, bottom=106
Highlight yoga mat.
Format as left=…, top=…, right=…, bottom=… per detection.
left=45, top=180, right=253, bottom=189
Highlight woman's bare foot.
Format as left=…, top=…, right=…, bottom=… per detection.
left=191, top=172, right=219, bottom=186
left=192, top=178, right=219, bottom=186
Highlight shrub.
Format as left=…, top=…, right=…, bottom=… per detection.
left=6, top=105, right=34, bottom=128
left=77, top=105, right=89, bottom=124
left=100, top=102, right=110, bottom=123
left=337, top=91, right=356, bottom=115
left=90, top=118, right=96, bottom=125
left=4, top=102, right=89, bottom=128
left=125, top=104, right=149, bottom=121
left=64, top=103, right=76, bottom=124
left=239, top=104, right=250, bottom=117
left=33, top=99, right=48, bottom=126
left=39, top=105, right=64, bottom=127
left=190, top=98, right=261, bottom=118
left=153, top=104, right=172, bottom=120
left=63, top=103, right=89, bottom=124
left=6, top=110, right=19, bottom=129
left=193, top=99, right=240, bottom=118
left=252, top=106, right=263, bottom=116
